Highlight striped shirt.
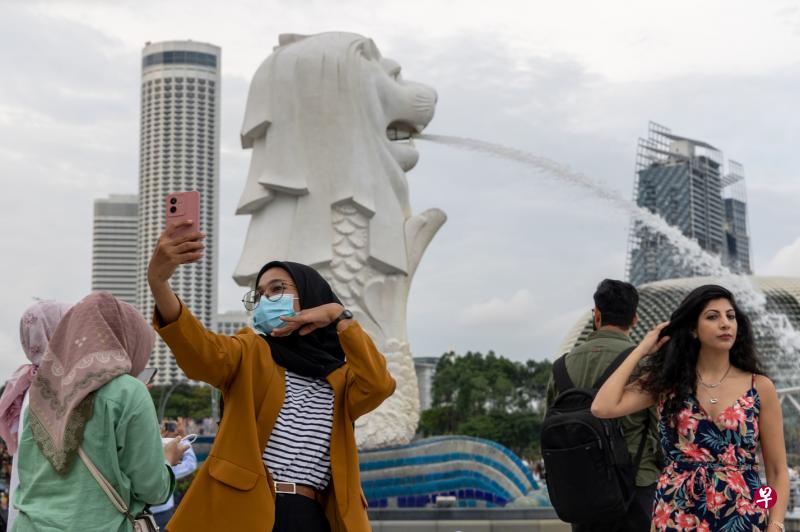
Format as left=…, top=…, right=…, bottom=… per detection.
left=262, top=371, right=334, bottom=490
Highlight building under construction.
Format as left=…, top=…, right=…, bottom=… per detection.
left=626, top=122, right=752, bottom=286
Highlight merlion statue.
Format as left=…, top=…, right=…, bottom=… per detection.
left=234, top=32, right=445, bottom=449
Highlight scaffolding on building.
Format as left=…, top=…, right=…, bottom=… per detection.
left=624, top=121, right=673, bottom=281
left=625, top=121, right=743, bottom=283
left=723, top=160, right=747, bottom=204
left=722, top=159, right=752, bottom=274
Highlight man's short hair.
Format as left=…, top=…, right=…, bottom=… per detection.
left=593, top=279, right=638, bottom=328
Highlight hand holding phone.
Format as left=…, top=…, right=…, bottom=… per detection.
left=148, top=192, right=205, bottom=285
left=165, top=191, right=200, bottom=237
left=162, top=436, right=190, bottom=466
left=148, top=191, right=205, bottom=325
left=136, top=367, right=158, bottom=385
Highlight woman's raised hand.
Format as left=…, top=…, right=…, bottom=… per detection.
left=163, top=436, right=190, bottom=467
left=147, top=221, right=205, bottom=324
left=270, top=303, right=344, bottom=337
left=636, top=321, right=671, bottom=356
left=148, top=221, right=205, bottom=285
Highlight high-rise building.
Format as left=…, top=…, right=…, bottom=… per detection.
left=213, top=311, right=249, bottom=336
left=92, top=194, right=139, bottom=305
left=626, top=122, right=752, bottom=285
left=723, top=161, right=752, bottom=275
left=136, top=41, right=221, bottom=385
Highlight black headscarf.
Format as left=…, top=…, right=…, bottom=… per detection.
left=255, top=261, right=346, bottom=379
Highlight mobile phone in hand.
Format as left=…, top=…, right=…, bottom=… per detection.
left=165, top=191, right=200, bottom=238
left=136, top=367, right=158, bottom=385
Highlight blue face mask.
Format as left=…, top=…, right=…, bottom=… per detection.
left=252, top=294, right=297, bottom=335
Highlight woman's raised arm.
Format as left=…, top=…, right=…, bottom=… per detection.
left=148, top=220, right=205, bottom=325
left=591, top=322, right=669, bottom=418
left=148, top=221, right=244, bottom=389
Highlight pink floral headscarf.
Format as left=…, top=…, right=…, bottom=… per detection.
left=28, top=292, right=154, bottom=473
left=0, top=300, right=72, bottom=455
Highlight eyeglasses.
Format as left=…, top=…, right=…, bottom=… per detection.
left=242, top=281, right=296, bottom=311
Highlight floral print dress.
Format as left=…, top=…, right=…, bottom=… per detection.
left=653, top=375, right=768, bottom=531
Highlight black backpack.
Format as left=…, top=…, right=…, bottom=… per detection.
left=541, top=347, right=649, bottom=524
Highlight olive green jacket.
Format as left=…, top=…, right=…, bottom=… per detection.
left=545, top=330, right=659, bottom=486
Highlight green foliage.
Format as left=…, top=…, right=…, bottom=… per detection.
left=418, top=351, right=552, bottom=457
left=456, top=412, right=543, bottom=457
left=419, top=406, right=458, bottom=434
left=148, top=384, right=212, bottom=420
left=174, top=472, right=197, bottom=505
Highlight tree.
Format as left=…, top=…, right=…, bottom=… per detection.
left=418, top=351, right=552, bottom=457
left=148, top=384, right=212, bottom=420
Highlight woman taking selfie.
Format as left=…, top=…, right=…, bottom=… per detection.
left=148, top=220, right=396, bottom=532
left=592, top=284, right=788, bottom=532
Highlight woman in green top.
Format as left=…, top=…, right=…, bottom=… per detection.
left=12, top=292, right=185, bottom=532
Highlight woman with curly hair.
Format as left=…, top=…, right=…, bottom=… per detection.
left=592, top=284, right=789, bottom=531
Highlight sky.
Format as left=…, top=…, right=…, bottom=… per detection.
left=1, top=0, right=799, bottom=381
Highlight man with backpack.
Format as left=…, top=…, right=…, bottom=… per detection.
left=543, top=279, right=658, bottom=531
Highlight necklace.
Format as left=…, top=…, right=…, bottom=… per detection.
left=697, top=364, right=732, bottom=404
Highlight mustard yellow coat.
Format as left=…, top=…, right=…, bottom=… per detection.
left=154, top=304, right=396, bottom=531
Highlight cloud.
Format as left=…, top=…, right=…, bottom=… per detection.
left=2, top=2, right=800, bottom=382
left=460, top=289, right=536, bottom=326
left=747, top=186, right=800, bottom=273
left=764, top=238, right=800, bottom=276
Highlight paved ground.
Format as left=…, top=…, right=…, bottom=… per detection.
left=370, top=521, right=570, bottom=532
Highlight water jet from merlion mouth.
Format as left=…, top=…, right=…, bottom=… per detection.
left=416, top=133, right=800, bottom=376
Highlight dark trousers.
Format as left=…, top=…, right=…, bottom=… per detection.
left=153, top=505, right=175, bottom=530
left=272, top=493, right=331, bottom=532
left=572, top=483, right=656, bottom=532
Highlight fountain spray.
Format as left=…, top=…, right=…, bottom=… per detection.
left=417, top=134, right=800, bottom=374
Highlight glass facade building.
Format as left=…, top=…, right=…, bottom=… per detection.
left=136, top=41, right=221, bottom=385
left=627, top=122, right=752, bottom=285
left=723, top=160, right=752, bottom=275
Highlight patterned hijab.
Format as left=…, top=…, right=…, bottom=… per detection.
left=0, top=300, right=72, bottom=455
left=28, top=292, right=154, bottom=474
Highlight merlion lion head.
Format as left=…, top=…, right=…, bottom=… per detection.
left=235, top=33, right=445, bottom=449
left=234, top=32, right=438, bottom=284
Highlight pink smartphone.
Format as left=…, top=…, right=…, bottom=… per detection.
left=165, top=191, right=200, bottom=237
